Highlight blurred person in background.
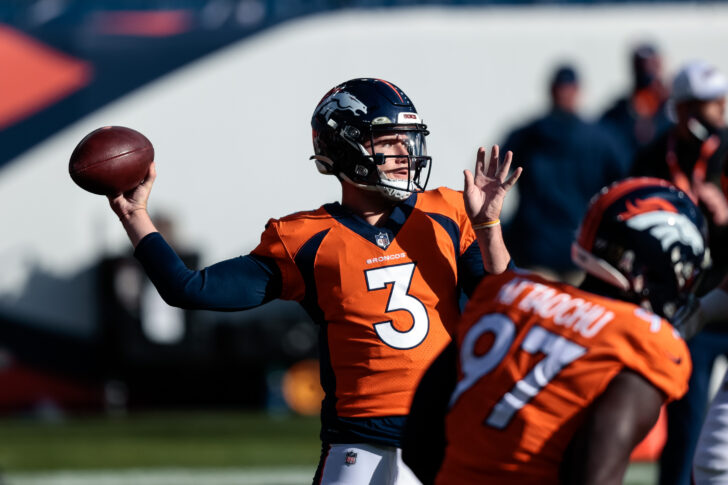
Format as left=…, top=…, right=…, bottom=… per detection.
left=502, top=64, right=628, bottom=284
left=629, top=60, right=728, bottom=485
left=631, top=59, right=728, bottom=230
left=402, top=178, right=710, bottom=485
left=600, top=42, right=673, bottom=167
left=691, top=278, right=728, bottom=484
left=689, top=158, right=728, bottom=483
left=103, top=78, right=520, bottom=485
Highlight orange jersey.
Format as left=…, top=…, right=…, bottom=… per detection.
left=251, top=187, right=484, bottom=445
left=437, top=270, right=691, bottom=485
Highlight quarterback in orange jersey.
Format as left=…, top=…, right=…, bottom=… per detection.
left=403, top=178, right=712, bottom=485
left=105, top=78, right=521, bottom=485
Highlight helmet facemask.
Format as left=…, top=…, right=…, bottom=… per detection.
left=598, top=240, right=709, bottom=319
left=365, top=125, right=431, bottom=201
left=322, top=121, right=431, bottom=201
left=637, top=245, right=710, bottom=319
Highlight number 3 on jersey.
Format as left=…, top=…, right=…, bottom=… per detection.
left=365, top=263, right=429, bottom=350
left=450, top=313, right=586, bottom=429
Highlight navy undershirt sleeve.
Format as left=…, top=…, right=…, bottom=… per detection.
left=402, top=341, right=457, bottom=484
left=458, top=241, right=486, bottom=297
left=134, top=232, right=282, bottom=311
left=458, top=240, right=516, bottom=297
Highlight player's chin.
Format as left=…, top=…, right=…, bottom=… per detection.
left=383, top=173, right=410, bottom=181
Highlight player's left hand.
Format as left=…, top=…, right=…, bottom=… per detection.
left=464, top=146, right=522, bottom=225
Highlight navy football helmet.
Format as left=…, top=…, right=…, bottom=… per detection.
left=572, top=177, right=711, bottom=319
left=311, top=78, right=431, bottom=201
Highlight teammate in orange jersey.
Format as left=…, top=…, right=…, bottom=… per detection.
left=105, top=78, right=521, bottom=484
left=403, top=177, right=711, bottom=485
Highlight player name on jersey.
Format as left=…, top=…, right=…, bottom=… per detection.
left=497, top=277, right=615, bottom=338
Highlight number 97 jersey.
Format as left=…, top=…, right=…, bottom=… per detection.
left=437, top=271, right=691, bottom=485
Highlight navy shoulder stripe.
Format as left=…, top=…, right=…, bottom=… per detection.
left=294, top=229, right=329, bottom=323
left=293, top=228, right=338, bottom=426
left=426, top=212, right=461, bottom=258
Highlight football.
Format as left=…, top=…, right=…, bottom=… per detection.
left=69, top=126, right=154, bottom=196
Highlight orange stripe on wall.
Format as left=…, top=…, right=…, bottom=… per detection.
left=0, top=24, right=93, bottom=129
left=92, top=10, right=193, bottom=37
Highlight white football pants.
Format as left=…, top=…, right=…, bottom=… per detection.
left=694, top=369, right=728, bottom=483
left=316, top=443, right=422, bottom=485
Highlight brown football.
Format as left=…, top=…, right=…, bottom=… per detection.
left=69, top=126, right=154, bottom=196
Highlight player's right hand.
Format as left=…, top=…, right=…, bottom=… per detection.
left=464, top=146, right=522, bottom=225
left=107, top=162, right=157, bottom=221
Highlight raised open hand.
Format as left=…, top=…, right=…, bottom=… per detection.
left=464, top=146, right=522, bottom=227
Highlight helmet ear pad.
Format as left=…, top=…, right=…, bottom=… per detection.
left=310, top=155, right=336, bottom=175
left=312, top=115, right=379, bottom=186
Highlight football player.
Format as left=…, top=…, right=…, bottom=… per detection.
left=403, top=177, right=711, bottom=485
left=106, top=78, right=521, bottom=484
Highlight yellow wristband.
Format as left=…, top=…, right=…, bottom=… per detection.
left=472, top=219, right=501, bottom=230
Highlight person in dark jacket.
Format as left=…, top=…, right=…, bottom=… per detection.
left=502, top=64, right=628, bottom=283
left=599, top=43, right=673, bottom=166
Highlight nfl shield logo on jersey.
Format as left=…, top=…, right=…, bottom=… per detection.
left=345, top=451, right=357, bottom=466
left=375, top=232, right=391, bottom=249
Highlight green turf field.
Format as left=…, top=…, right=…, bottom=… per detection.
left=0, top=411, right=658, bottom=484
left=0, top=411, right=320, bottom=470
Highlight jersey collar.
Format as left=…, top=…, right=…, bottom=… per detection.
left=324, top=193, right=418, bottom=249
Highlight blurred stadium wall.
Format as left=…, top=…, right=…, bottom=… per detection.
left=0, top=0, right=727, bottom=412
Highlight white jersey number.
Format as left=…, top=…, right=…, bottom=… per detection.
left=450, top=313, right=586, bottom=429
left=365, top=263, right=429, bottom=350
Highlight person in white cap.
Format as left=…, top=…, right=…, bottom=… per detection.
left=631, top=60, right=728, bottom=485
left=632, top=60, right=728, bottom=225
